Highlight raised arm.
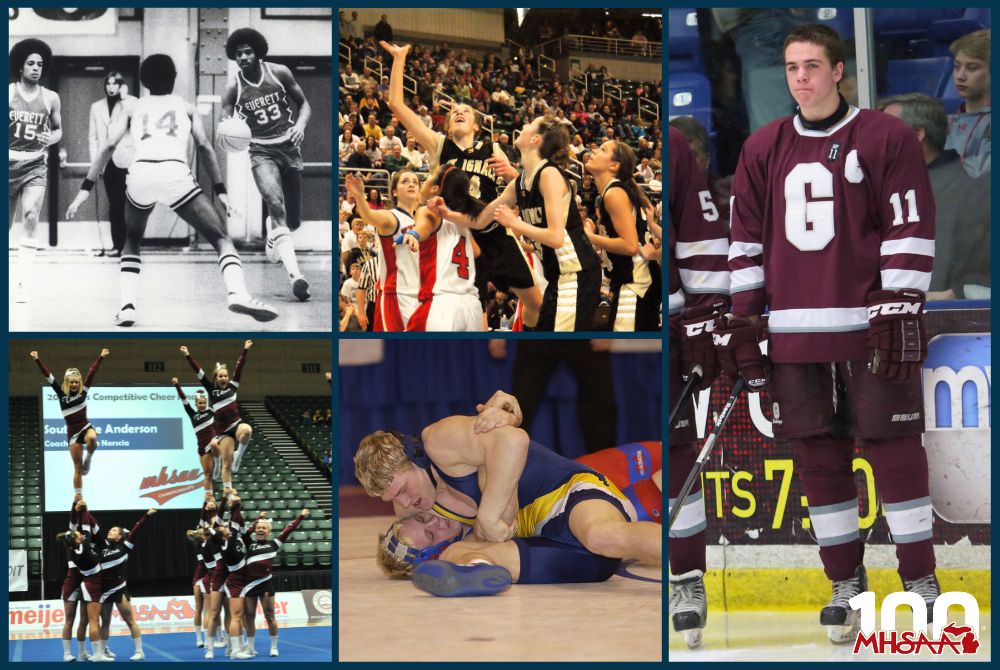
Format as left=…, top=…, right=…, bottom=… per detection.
left=124, top=508, right=156, bottom=548
left=232, top=340, right=251, bottom=385
left=172, top=378, right=196, bottom=417
left=30, top=351, right=61, bottom=395
left=380, top=41, right=439, bottom=156
left=180, top=346, right=213, bottom=393
left=276, top=509, right=310, bottom=545
left=345, top=173, right=397, bottom=235
left=83, top=349, right=109, bottom=389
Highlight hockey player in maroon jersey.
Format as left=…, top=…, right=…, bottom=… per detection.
left=242, top=508, right=309, bottom=657
left=666, top=127, right=731, bottom=649
left=719, top=24, right=937, bottom=644
left=30, top=348, right=109, bottom=498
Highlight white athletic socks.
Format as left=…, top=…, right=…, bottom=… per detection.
left=212, top=458, right=221, bottom=481
left=133, top=636, right=143, bottom=653
left=218, top=250, right=249, bottom=297
left=194, top=625, right=203, bottom=645
left=224, top=480, right=232, bottom=490
left=74, top=487, right=82, bottom=496
left=94, top=640, right=104, bottom=657
left=76, top=639, right=86, bottom=655
left=62, top=639, right=72, bottom=655
left=268, top=228, right=302, bottom=279
left=233, top=435, right=251, bottom=471
left=119, top=255, right=141, bottom=309
left=270, top=634, right=278, bottom=655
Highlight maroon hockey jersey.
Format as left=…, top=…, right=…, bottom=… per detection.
left=728, top=108, right=935, bottom=362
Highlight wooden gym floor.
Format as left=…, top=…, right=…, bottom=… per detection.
left=338, top=514, right=663, bottom=662
left=9, top=251, right=332, bottom=332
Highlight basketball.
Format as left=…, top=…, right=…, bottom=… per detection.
left=215, top=117, right=252, bottom=152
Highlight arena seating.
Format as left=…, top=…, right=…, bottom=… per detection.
left=886, top=56, right=953, bottom=98
left=265, top=395, right=332, bottom=473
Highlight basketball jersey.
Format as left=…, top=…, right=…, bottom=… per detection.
left=598, top=180, right=659, bottom=297
left=130, top=95, right=192, bottom=163
left=516, top=160, right=599, bottom=282
left=435, top=136, right=500, bottom=203
left=235, top=62, right=295, bottom=143
left=377, top=208, right=422, bottom=329
left=417, top=218, right=478, bottom=300
left=9, top=83, right=51, bottom=155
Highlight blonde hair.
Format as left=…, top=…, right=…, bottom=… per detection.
left=951, top=29, right=991, bottom=64
left=62, top=368, right=82, bottom=396
left=354, top=430, right=410, bottom=496
left=376, top=523, right=416, bottom=579
left=211, top=363, right=228, bottom=382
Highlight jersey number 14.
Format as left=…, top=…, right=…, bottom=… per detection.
left=139, top=110, right=179, bottom=139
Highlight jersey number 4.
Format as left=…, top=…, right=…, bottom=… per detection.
left=140, top=110, right=179, bottom=139
left=784, top=163, right=920, bottom=251
left=451, top=240, right=470, bottom=280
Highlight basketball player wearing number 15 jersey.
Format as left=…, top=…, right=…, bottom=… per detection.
left=65, top=54, right=277, bottom=328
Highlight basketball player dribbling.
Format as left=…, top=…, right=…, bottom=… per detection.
left=66, top=54, right=277, bottom=327
left=9, top=38, right=62, bottom=304
left=222, top=27, right=312, bottom=302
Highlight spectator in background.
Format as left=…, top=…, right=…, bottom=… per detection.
left=88, top=70, right=135, bottom=258
left=362, top=113, right=383, bottom=141
left=363, top=135, right=383, bottom=167
left=367, top=189, right=384, bottom=210
left=379, top=124, right=403, bottom=153
left=946, top=29, right=991, bottom=178
left=340, top=218, right=365, bottom=263
left=345, top=140, right=374, bottom=170
left=383, top=143, right=413, bottom=174
left=343, top=231, right=377, bottom=277
left=346, top=10, right=365, bottom=42
left=340, top=128, right=358, bottom=162
left=340, top=63, right=362, bottom=97
left=312, top=409, right=324, bottom=425
left=635, top=157, right=654, bottom=183
left=487, top=290, right=516, bottom=330
left=341, top=263, right=363, bottom=312
left=882, top=93, right=990, bottom=300
left=497, top=132, right=520, bottom=165
left=401, top=136, right=428, bottom=170
left=373, top=14, right=394, bottom=45
left=340, top=294, right=363, bottom=332
left=301, top=408, right=312, bottom=426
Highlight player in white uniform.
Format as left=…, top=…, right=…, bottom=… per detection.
left=407, top=165, right=483, bottom=331
left=9, top=39, right=62, bottom=304
left=66, top=54, right=277, bottom=327
left=343, top=171, right=421, bottom=331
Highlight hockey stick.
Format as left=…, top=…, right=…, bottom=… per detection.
left=668, top=365, right=702, bottom=435
left=667, top=376, right=747, bottom=532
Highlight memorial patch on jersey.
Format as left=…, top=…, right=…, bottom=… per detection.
left=827, top=142, right=841, bottom=161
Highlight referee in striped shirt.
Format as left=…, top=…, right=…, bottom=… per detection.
left=358, top=255, right=378, bottom=331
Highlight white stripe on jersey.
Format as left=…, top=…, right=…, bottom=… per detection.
left=676, top=238, right=731, bottom=259
left=730, top=266, right=765, bottom=292
left=679, top=268, right=731, bottom=293
left=880, top=237, right=935, bottom=257
left=881, top=269, right=932, bottom=292
left=768, top=307, right=870, bottom=332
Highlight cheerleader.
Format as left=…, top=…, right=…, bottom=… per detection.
left=30, top=349, right=109, bottom=496
left=173, top=377, right=221, bottom=493
left=98, top=508, right=156, bottom=660
left=60, top=499, right=98, bottom=661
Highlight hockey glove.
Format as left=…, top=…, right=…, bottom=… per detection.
left=678, top=298, right=729, bottom=390
left=713, top=314, right=769, bottom=392
left=866, top=289, right=927, bottom=381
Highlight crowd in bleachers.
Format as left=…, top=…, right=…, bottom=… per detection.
left=669, top=8, right=991, bottom=300
left=338, top=11, right=664, bottom=328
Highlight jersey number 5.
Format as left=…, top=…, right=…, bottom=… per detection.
left=451, top=240, right=470, bottom=280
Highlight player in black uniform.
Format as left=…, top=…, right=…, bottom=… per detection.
left=30, top=348, right=109, bottom=497
left=380, top=40, right=543, bottom=329
left=98, top=508, right=156, bottom=661
left=584, top=139, right=661, bottom=330
left=173, top=378, right=220, bottom=494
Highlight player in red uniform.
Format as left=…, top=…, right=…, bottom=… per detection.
left=719, top=24, right=937, bottom=644
left=180, top=341, right=254, bottom=490
left=9, top=38, right=62, bottom=304
left=343, top=170, right=422, bottom=331
left=223, top=28, right=312, bottom=301
left=666, top=127, right=732, bottom=649
left=30, top=348, right=109, bottom=498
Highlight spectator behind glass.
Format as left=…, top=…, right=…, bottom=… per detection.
left=712, top=8, right=818, bottom=132
left=945, top=29, right=991, bottom=178
left=882, top=93, right=990, bottom=300
left=373, top=14, right=393, bottom=44
left=346, top=10, right=364, bottom=42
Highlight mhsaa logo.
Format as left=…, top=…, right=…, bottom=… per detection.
left=850, top=591, right=981, bottom=656
left=138, top=466, right=205, bottom=505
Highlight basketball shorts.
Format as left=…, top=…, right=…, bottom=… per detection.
left=472, top=225, right=535, bottom=291
left=407, top=293, right=482, bottom=332
left=377, top=291, right=418, bottom=332
left=537, top=268, right=600, bottom=332
left=769, top=361, right=924, bottom=440
left=9, top=155, right=47, bottom=193
left=610, top=280, right=661, bottom=332
left=249, top=140, right=303, bottom=174
left=126, top=160, right=202, bottom=211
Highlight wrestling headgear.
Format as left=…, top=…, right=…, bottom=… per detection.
left=380, top=520, right=466, bottom=566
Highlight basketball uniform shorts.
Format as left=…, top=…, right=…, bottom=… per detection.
left=407, top=293, right=482, bottom=331
left=9, top=155, right=47, bottom=193
left=609, top=280, right=661, bottom=332
left=472, top=224, right=535, bottom=291
left=68, top=422, right=96, bottom=447
left=769, top=361, right=925, bottom=440
left=249, top=140, right=303, bottom=174
left=537, top=267, right=601, bottom=332
left=126, top=160, right=203, bottom=212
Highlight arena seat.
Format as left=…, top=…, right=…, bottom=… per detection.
left=668, top=71, right=713, bottom=138
left=873, top=8, right=964, bottom=41
left=940, top=76, right=964, bottom=113
left=317, top=542, right=332, bottom=567
left=885, top=57, right=951, bottom=98
left=816, top=7, right=855, bottom=41
left=668, top=8, right=703, bottom=74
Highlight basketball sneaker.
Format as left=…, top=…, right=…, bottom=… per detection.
left=412, top=560, right=512, bottom=597
left=821, top=564, right=868, bottom=644
left=227, top=294, right=278, bottom=322
left=265, top=222, right=279, bottom=264
left=114, top=304, right=137, bottom=328
left=129, top=651, right=144, bottom=661
left=292, top=276, right=311, bottom=302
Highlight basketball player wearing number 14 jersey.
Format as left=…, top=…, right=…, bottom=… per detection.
left=223, top=27, right=312, bottom=302
left=65, top=54, right=277, bottom=327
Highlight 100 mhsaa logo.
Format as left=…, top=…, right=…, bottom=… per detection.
left=849, top=591, right=981, bottom=655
